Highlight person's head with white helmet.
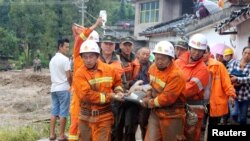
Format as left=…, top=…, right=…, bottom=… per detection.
left=153, top=41, right=175, bottom=70
left=87, top=30, right=99, bottom=42
left=79, top=40, right=100, bottom=69
left=188, top=33, right=207, bottom=62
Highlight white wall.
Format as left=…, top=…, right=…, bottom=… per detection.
left=236, top=19, right=250, bottom=59
left=134, top=0, right=182, bottom=40
left=188, top=19, right=250, bottom=60
left=134, top=0, right=162, bottom=40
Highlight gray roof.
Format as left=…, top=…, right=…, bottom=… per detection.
left=139, top=5, right=243, bottom=39
left=216, top=5, right=250, bottom=32
left=139, top=14, right=196, bottom=37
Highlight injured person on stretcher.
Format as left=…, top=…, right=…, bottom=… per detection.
left=125, top=80, right=152, bottom=104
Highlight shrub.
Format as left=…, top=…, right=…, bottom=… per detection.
left=0, top=123, right=49, bottom=141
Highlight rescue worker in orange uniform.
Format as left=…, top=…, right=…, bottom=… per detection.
left=175, top=33, right=209, bottom=141
left=99, top=35, right=123, bottom=78
left=74, top=40, right=124, bottom=141
left=203, top=46, right=236, bottom=125
left=140, top=41, right=186, bottom=141
left=68, top=18, right=103, bottom=141
left=112, top=36, right=140, bottom=141
left=72, top=27, right=101, bottom=73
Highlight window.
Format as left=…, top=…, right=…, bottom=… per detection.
left=140, top=1, right=159, bottom=23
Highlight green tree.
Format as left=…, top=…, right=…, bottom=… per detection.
left=118, top=0, right=126, bottom=20
left=8, top=0, right=79, bottom=65
left=110, top=0, right=135, bottom=24
left=0, top=0, right=11, bottom=29
left=85, top=0, right=120, bottom=26
left=9, top=0, right=47, bottom=65
left=0, top=27, right=19, bottom=57
left=0, top=0, right=134, bottom=68
left=126, top=2, right=135, bottom=20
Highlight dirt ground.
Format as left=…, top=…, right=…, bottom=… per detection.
left=0, top=69, right=51, bottom=128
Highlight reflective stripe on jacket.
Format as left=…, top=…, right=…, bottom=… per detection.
left=74, top=60, right=123, bottom=122
left=73, top=28, right=92, bottom=75
left=148, top=62, right=186, bottom=108
left=69, top=27, right=93, bottom=140
left=175, top=52, right=209, bottom=101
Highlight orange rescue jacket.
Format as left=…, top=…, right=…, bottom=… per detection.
left=207, top=58, right=236, bottom=117
left=175, top=52, right=209, bottom=101
left=68, top=27, right=93, bottom=141
left=148, top=61, right=186, bottom=118
left=148, top=62, right=186, bottom=107
left=74, top=60, right=123, bottom=122
left=70, top=28, right=93, bottom=117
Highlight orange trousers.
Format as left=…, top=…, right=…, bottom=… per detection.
left=145, top=110, right=185, bottom=141
left=79, top=119, right=113, bottom=141
left=68, top=90, right=80, bottom=141
left=69, top=117, right=79, bottom=141
left=184, top=106, right=205, bottom=141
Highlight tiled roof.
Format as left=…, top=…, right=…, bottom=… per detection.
left=139, top=14, right=196, bottom=37
left=215, top=5, right=250, bottom=32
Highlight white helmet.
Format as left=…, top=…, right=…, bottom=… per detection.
left=87, top=30, right=99, bottom=42
left=80, top=40, right=100, bottom=54
left=188, top=34, right=207, bottom=50
left=153, top=41, right=175, bottom=58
